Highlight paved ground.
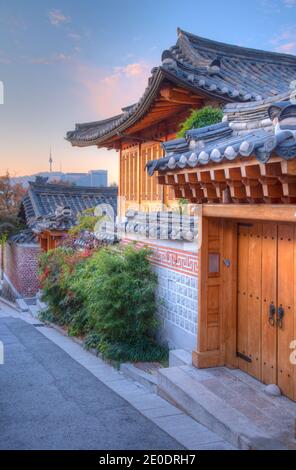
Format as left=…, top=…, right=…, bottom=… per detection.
left=0, top=301, right=233, bottom=450
left=0, top=316, right=183, bottom=450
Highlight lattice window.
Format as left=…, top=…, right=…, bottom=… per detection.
left=121, top=146, right=139, bottom=202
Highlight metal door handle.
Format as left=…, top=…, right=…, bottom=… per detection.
left=277, top=305, right=284, bottom=329
left=269, top=303, right=276, bottom=326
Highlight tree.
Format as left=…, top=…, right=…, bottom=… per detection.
left=177, top=106, right=223, bottom=138
left=0, top=172, right=26, bottom=216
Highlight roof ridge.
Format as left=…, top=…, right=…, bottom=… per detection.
left=177, top=28, right=296, bottom=64
left=75, top=113, right=123, bottom=130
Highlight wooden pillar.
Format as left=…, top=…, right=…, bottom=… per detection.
left=192, top=217, right=224, bottom=368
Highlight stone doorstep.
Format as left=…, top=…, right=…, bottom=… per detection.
left=157, top=365, right=296, bottom=450
left=169, top=349, right=192, bottom=367
left=120, top=363, right=158, bottom=393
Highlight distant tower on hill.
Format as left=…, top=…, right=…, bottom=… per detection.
left=49, top=148, right=53, bottom=172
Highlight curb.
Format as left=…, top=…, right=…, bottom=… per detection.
left=120, top=363, right=158, bottom=393
left=0, top=295, right=21, bottom=313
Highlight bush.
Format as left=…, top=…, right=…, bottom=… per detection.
left=98, top=338, right=168, bottom=363
left=78, top=246, right=158, bottom=344
left=39, top=245, right=168, bottom=363
left=177, top=106, right=223, bottom=138
left=39, top=247, right=90, bottom=333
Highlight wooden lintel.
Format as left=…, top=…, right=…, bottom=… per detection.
left=202, top=204, right=296, bottom=223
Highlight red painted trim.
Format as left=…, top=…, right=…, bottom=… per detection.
left=121, top=238, right=198, bottom=277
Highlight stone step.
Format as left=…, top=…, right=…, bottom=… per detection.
left=28, top=304, right=40, bottom=319
left=120, top=363, right=158, bottom=393
left=169, top=349, right=192, bottom=367
left=157, top=365, right=290, bottom=450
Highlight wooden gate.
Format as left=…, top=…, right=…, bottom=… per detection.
left=237, top=222, right=296, bottom=400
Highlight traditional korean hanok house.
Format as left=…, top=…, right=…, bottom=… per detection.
left=20, top=178, right=117, bottom=251
left=2, top=178, right=117, bottom=301
left=66, top=29, right=296, bottom=400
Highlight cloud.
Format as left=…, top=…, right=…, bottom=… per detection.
left=75, top=61, right=152, bottom=117
left=276, top=41, right=296, bottom=52
left=48, top=9, right=70, bottom=27
left=270, top=28, right=296, bottom=54
left=113, top=62, right=150, bottom=78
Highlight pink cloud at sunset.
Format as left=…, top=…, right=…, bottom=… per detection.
left=271, top=29, right=296, bottom=54
left=75, top=61, right=153, bottom=117
left=276, top=41, right=296, bottom=53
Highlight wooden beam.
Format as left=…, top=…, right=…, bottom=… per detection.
left=260, top=176, right=283, bottom=198
left=227, top=180, right=246, bottom=200
left=279, top=175, right=296, bottom=197
left=202, top=204, right=296, bottom=223
left=185, top=172, right=199, bottom=184
left=260, top=161, right=282, bottom=177
left=160, top=86, right=202, bottom=105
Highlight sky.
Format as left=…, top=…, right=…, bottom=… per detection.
left=0, top=0, right=296, bottom=184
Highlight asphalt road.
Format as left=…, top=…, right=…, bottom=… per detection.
left=0, top=316, right=183, bottom=450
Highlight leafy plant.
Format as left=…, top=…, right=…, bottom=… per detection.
left=38, top=244, right=167, bottom=363
left=84, top=332, right=101, bottom=350
left=68, top=208, right=104, bottom=236
left=97, top=338, right=168, bottom=364
left=177, top=106, right=223, bottom=138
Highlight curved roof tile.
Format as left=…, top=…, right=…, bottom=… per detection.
left=66, top=30, right=296, bottom=147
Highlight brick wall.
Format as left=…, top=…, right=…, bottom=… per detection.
left=4, top=242, right=40, bottom=298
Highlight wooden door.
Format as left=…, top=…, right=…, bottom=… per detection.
left=237, top=222, right=265, bottom=380
left=277, top=224, right=296, bottom=400
left=237, top=222, right=296, bottom=400
left=261, top=224, right=277, bottom=385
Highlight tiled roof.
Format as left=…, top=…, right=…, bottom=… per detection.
left=9, top=229, right=38, bottom=245
left=146, top=100, right=296, bottom=175
left=66, top=29, right=296, bottom=147
left=117, top=210, right=198, bottom=242
left=21, top=181, right=118, bottom=230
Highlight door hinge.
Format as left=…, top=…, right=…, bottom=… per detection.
left=237, top=351, right=252, bottom=363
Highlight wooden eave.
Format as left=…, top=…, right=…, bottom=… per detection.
left=102, top=86, right=204, bottom=148
left=156, top=155, right=296, bottom=204
left=90, top=67, right=230, bottom=149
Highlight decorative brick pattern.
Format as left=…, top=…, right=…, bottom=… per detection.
left=121, top=238, right=198, bottom=277
left=154, top=264, right=198, bottom=337
left=150, top=245, right=198, bottom=277
left=4, top=243, right=40, bottom=298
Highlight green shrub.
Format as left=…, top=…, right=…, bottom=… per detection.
left=97, top=338, right=168, bottom=364
left=77, top=246, right=158, bottom=345
left=39, top=247, right=88, bottom=332
left=177, top=106, right=223, bottom=138
left=84, top=332, right=101, bottom=350
left=68, top=207, right=104, bottom=236
left=39, top=244, right=167, bottom=363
